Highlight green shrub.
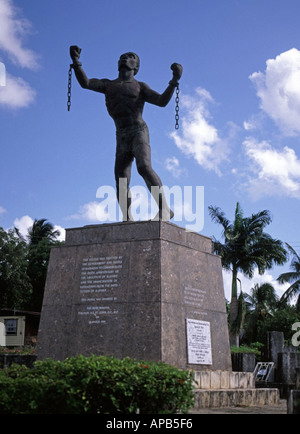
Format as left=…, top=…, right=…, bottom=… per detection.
left=0, top=355, right=194, bottom=414
left=230, top=342, right=263, bottom=357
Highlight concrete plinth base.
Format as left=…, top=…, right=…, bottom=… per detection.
left=192, top=370, right=279, bottom=409
left=192, top=388, right=280, bottom=409
left=37, top=221, right=231, bottom=371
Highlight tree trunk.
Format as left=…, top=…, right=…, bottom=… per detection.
left=229, top=268, right=239, bottom=346
left=229, top=296, right=239, bottom=346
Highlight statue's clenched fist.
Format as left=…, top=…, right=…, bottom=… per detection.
left=70, top=45, right=82, bottom=62
left=171, top=63, right=183, bottom=81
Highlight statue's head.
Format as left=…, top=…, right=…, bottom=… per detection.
left=118, top=52, right=140, bottom=76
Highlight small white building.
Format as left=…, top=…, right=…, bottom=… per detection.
left=0, top=315, right=25, bottom=347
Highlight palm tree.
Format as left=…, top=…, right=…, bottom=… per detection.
left=26, top=219, right=61, bottom=311
left=278, top=243, right=300, bottom=305
left=209, top=202, right=287, bottom=346
left=244, top=283, right=278, bottom=344
left=27, top=218, right=60, bottom=246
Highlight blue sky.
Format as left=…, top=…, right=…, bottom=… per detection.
left=1, top=0, right=300, bottom=300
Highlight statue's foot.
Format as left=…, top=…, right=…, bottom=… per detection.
left=152, top=208, right=174, bottom=222
left=122, top=212, right=134, bottom=222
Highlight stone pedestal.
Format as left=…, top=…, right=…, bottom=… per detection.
left=37, top=221, right=232, bottom=371
left=192, top=370, right=280, bottom=409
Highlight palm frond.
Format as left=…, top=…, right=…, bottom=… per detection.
left=208, top=205, right=231, bottom=232
left=278, top=271, right=299, bottom=284
left=280, top=281, right=300, bottom=304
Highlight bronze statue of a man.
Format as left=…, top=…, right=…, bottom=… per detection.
left=70, top=46, right=183, bottom=221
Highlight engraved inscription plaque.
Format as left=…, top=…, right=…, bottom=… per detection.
left=184, top=285, right=208, bottom=317
left=78, top=255, right=123, bottom=325
left=186, top=319, right=212, bottom=365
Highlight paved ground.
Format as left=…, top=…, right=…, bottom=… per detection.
left=190, top=399, right=287, bottom=414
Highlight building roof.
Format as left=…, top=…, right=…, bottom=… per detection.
left=0, top=308, right=41, bottom=317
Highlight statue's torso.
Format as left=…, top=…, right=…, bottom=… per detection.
left=105, top=79, right=146, bottom=130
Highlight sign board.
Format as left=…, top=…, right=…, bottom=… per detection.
left=186, top=319, right=212, bottom=365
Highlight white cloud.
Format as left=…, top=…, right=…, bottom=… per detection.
left=165, top=156, right=183, bottom=178
left=0, top=206, right=6, bottom=215
left=69, top=201, right=114, bottom=222
left=53, top=225, right=66, bottom=242
left=222, top=268, right=290, bottom=302
left=0, top=0, right=39, bottom=70
left=170, top=87, right=229, bottom=175
left=243, top=137, right=300, bottom=199
left=13, top=215, right=34, bottom=238
left=0, top=72, right=36, bottom=108
left=250, top=48, right=300, bottom=136
left=243, top=113, right=265, bottom=132
left=0, top=0, right=39, bottom=109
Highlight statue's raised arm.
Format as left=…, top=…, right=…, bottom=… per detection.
left=141, top=62, right=183, bottom=108
left=70, top=45, right=107, bottom=93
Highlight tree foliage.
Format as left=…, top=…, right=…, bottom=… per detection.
left=209, top=203, right=287, bottom=294
left=0, top=228, right=32, bottom=309
left=0, top=219, right=63, bottom=311
left=243, top=283, right=278, bottom=344
left=278, top=243, right=300, bottom=305
left=209, top=202, right=288, bottom=345
left=26, top=220, right=62, bottom=311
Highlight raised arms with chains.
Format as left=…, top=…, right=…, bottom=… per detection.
left=68, top=51, right=181, bottom=129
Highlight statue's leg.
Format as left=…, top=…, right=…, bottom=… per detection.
left=133, top=129, right=174, bottom=221
left=114, top=153, right=134, bottom=222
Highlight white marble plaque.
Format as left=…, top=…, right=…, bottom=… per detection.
left=186, top=319, right=212, bottom=365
